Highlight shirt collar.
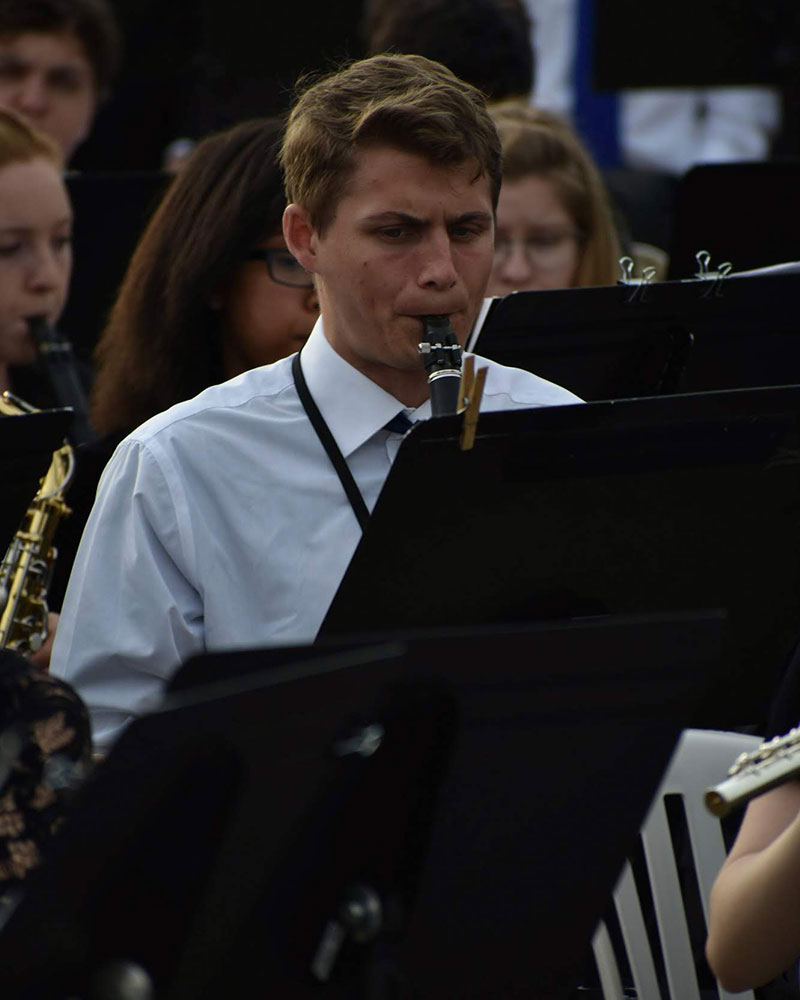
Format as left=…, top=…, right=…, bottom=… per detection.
left=300, top=318, right=429, bottom=457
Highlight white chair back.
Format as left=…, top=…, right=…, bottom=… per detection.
left=592, top=728, right=762, bottom=1000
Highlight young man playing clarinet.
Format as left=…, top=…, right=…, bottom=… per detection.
left=50, top=53, right=580, bottom=749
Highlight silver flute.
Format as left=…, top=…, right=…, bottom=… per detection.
left=705, top=725, right=800, bottom=817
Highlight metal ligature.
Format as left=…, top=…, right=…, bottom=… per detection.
left=705, top=725, right=800, bottom=817
left=418, top=314, right=463, bottom=417
left=0, top=391, right=74, bottom=654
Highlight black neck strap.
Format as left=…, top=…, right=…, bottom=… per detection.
left=292, top=352, right=370, bottom=531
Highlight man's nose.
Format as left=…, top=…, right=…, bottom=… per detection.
left=418, top=233, right=458, bottom=290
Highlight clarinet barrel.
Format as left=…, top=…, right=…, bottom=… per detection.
left=418, top=314, right=463, bottom=417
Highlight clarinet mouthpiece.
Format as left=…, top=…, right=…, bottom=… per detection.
left=28, top=316, right=70, bottom=357
left=27, top=315, right=50, bottom=348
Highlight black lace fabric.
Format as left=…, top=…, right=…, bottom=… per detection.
left=0, top=650, right=91, bottom=900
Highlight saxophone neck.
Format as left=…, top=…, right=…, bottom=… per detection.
left=1, top=389, right=37, bottom=415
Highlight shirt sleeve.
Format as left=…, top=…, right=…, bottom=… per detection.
left=50, top=437, right=205, bottom=750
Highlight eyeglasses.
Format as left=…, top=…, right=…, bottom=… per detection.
left=493, top=229, right=584, bottom=267
left=245, top=248, right=314, bottom=288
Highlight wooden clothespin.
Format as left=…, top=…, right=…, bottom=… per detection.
left=457, top=354, right=487, bottom=451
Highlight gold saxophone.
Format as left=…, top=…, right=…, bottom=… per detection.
left=0, top=390, right=74, bottom=654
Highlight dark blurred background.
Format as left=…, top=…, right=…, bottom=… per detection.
left=72, top=1, right=800, bottom=170
left=70, top=0, right=367, bottom=171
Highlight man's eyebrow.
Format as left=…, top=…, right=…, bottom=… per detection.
left=452, top=211, right=493, bottom=226
left=363, top=210, right=493, bottom=226
left=363, top=211, right=425, bottom=225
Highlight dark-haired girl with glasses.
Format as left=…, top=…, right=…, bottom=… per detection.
left=46, top=118, right=319, bottom=614
left=217, top=244, right=317, bottom=380
left=89, top=116, right=318, bottom=439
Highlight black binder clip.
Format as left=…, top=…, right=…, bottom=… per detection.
left=618, top=255, right=657, bottom=303
left=694, top=250, right=732, bottom=298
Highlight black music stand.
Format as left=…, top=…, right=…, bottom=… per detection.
left=667, top=161, right=800, bottom=279
left=470, top=286, right=679, bottom=400
left=322, top=385, right=800, bottom=729
left=0, top=612, right=727, bottom=1000
left=471, top=270, right=800, bottom=400
left=0, top=408, right=73, bottom=548
left=596, top=1, right=798, bottom=89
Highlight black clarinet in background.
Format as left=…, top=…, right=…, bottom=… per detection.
left=29, top=316, right=97, bottom=447
left=418, top=314, right=463, bottom=417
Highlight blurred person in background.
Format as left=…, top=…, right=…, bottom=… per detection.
left=487, top=101, right=621, bottom=294
left=0, top=0, right=121, bottom=164
left=0, top=107, right=74, bottom=668
left=363, top=0, right=535, bottom=103
left=0, top=648, right=91, bottom=911
left=521, top=0, right=782, bottom=255
left=522, top=0, right=781, bottom=177
left=45, top=117, right=319, bottom=616
left=89, top=116, right=319, bottom=441
left=0, top=106, right=71, bottom=403
left=46, top=117, right=320, bottom=655
left=706, top=640, right=800, bottom=994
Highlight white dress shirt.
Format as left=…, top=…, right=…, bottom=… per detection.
left=50, top=319, right=581, bottom=747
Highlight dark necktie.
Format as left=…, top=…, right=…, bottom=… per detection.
left=383, top=412, right=415, bottom=435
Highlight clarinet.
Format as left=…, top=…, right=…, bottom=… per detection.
left=418, top=315, right=463, bottom=418
left=29, top=316, right=97, bottom=447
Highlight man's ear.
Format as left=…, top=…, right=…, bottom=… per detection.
left=283, top=204, right=318, bottom=272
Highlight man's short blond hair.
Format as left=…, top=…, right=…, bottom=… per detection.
left=281, top=53, right=502, bottom=232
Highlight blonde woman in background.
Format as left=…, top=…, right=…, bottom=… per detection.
left=0, top=106, right=71, bottom=404
left=0, top=107, right=74, bottom=667
left=488, top=102, right=623, bottom=294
